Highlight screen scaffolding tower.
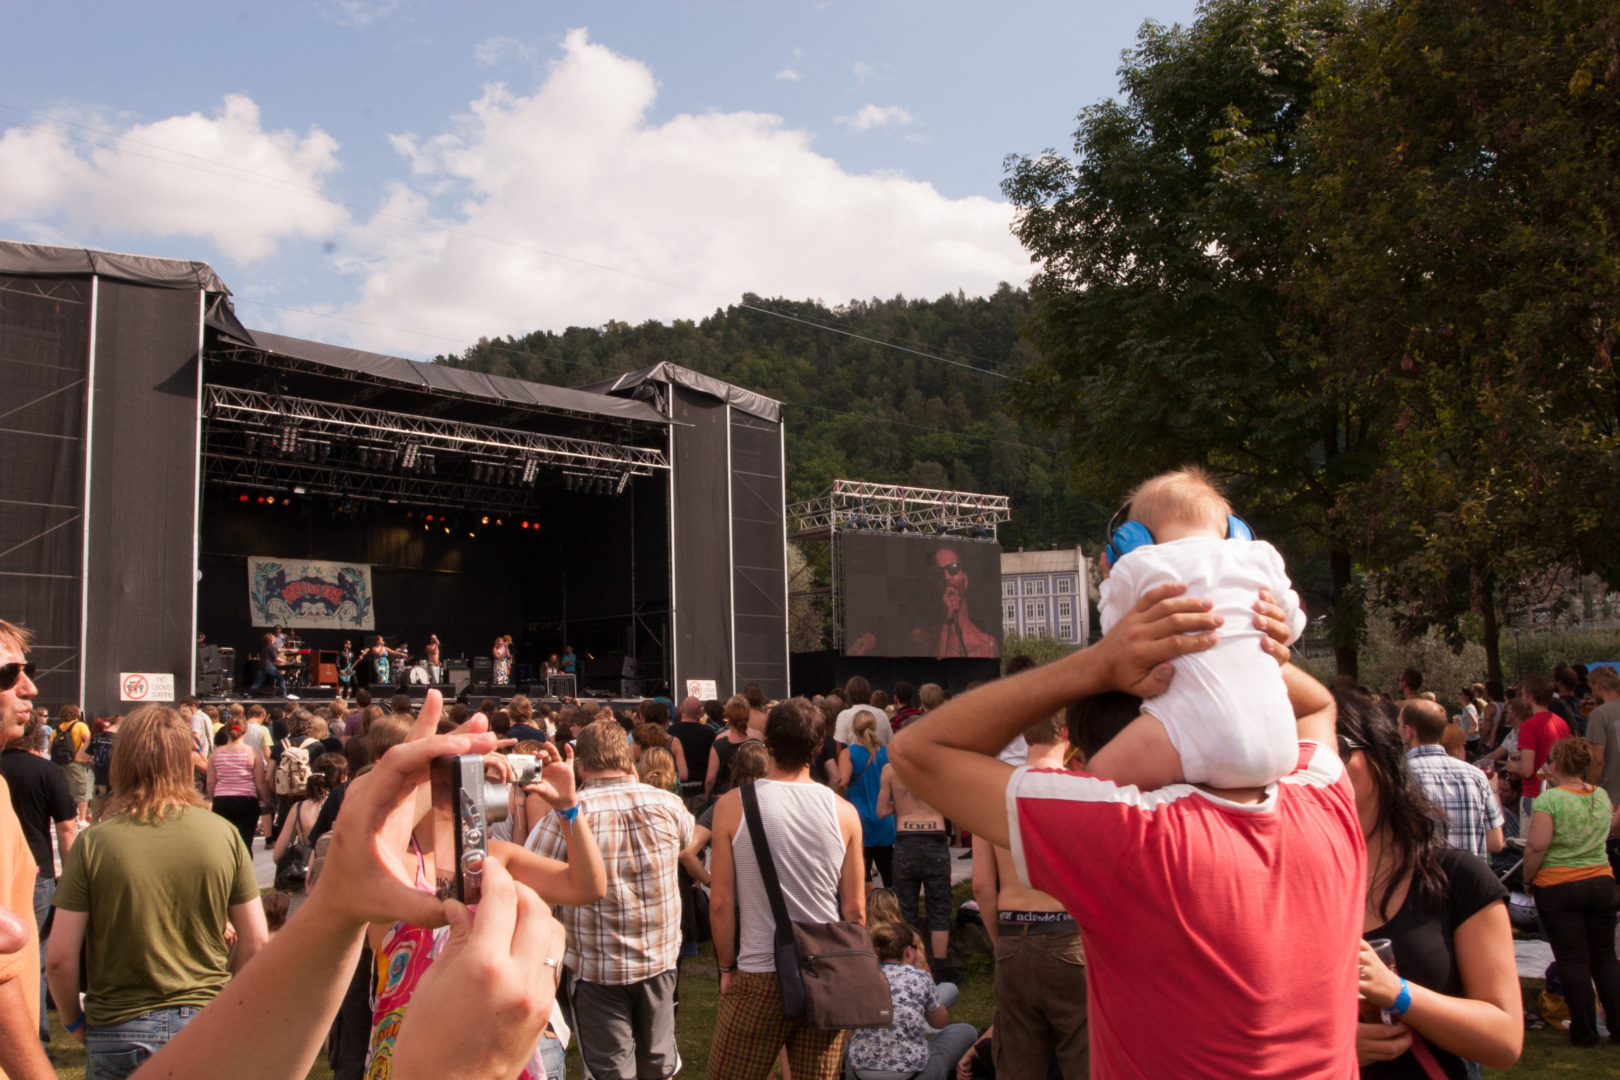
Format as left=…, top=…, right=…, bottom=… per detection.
left=786, top=480, right=1012, bottom=653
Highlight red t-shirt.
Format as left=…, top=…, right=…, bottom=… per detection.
left=1518, top=711, right=1571, bottom=797
left=1011, top=742, right=1364, bottom=1080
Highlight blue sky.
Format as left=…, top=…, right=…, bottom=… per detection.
left=0, top=0, right=1198, bottom=354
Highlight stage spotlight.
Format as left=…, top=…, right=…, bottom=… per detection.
left=563, top=474, right=574, bottom=493
left=481, top=516, right=489, bottom=525
left=266, top=497, right=276, bottom=505
left=423, top=454, right=436, bottom=475
left=256, top=496, right=265, bottom=503
left=520, top=458, right=539, bottom=484
left=423, top=523, right=429, bottom=531
left=278, top=421, right=299, bottom=456
left=496, top=518, right=503, bottom=526
left=244, top=432, right=260, bottom=454
left=401, top=444, right=421, bottom=472
left=616, top=473, right=630, bottom=494
left=443, top=525, right=450, bottom=534
left=238, top=494, right=249, bottom=502
left=425, top=514, right=434, bottom=521
left=318, top=442, right=331, bottom=462
left=471, top=463, right=485, bottom=483
left=521, top=521, right=530, bottom=529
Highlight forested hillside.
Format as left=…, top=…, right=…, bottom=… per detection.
left=438, top=288, right=1109, bottom=554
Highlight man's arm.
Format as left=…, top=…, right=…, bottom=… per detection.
left=45, top=907, right=87, bottom=1035
left=970, top=834, right=1000, bottom=946
left=889, top=585, right=1224, bottom=848
left=876, top=764, right=895, bottom=820
left=0, top=970, right=54, bottom=1079
left=835, top=799, right=866, bottom=925
left=1485, top=826, right=1504, bottom=854
left=227, top=900, right=270, bottom=973
left=709, top=793, right=740, bottom=987
left=56, top=817, right=77, bottom=857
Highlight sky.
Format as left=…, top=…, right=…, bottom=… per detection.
left=0, top=1, right=1199, bottom=357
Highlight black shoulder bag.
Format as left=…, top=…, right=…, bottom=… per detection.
left=739, top=782, right=892, bottom=1030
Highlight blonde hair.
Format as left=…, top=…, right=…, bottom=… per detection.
left=1593, top=667, right=1620, bottom=695
left=1549, top=736, right=1595, bottom=781
left=918, top=683, right=946, bottom=710
left=637, top=746, right=677, bottom=791
left=106, top=706, right=207, bottom=823
left=1127, top=466, right=1232, bottom=535
left=866, top=886, right=903, bottom=929
left=852, top=712, right=880, bottom=751
left=0, top=619, right=32, bottom=654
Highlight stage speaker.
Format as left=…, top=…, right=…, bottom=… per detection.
left=471, top=656, right=493, bottom=673
left=199, top=645, right=222, bottom=672
left=620, top=679, right=642, bottom=698
left=198, top=671, right=223, bottom=696
left=445, top=661, right=471, bottom=695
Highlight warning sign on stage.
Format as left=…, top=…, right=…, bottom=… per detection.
left=686, top=679, right=718, bottom=703
left=120, top=673, right=176, bottom=702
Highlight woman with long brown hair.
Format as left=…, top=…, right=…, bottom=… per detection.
left=706, top=694, right=759, bottom=799
left=46, top=705, right=267, bottom=1078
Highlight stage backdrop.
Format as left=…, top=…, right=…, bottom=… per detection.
left=247, top=557, right=375, bottom=631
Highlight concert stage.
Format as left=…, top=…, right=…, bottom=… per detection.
left=0, top=241, right=790, bottom=716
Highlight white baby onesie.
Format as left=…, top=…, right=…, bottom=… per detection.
left=1098, top=537, right=1308, bottom=788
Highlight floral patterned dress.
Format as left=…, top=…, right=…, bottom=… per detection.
left=364, top=842, right=542, bottom=1080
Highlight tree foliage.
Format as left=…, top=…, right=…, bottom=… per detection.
left=1292, top=0, right=1620, bottom=680
left=1002, top=0, right=1370, bottom=673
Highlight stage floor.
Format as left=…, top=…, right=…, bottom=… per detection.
left=200, top=693, right=654, bottom=712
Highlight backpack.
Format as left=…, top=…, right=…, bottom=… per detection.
left=50, top=722, right=79, bottom=766
left=274, top=738, right=313, bottom=796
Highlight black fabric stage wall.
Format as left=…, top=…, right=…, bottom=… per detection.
left=0, top=274, right=91, bottom=713
left=790, top=650, right=1000, bottom=698
left=670, top=384, right=733, bottom=696
left=730, top=410, right=787, bottom=699
left=198, top=480, right=665, bottom=691
left=83, top=282, right=203, bottom=714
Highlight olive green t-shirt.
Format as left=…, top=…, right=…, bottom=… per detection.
left=53, top=805, right=258, bottom=1025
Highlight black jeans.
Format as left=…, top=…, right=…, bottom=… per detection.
left=211, top=795, right=261, bottom=854
left=1537, top=875, right=1620, bottom=1045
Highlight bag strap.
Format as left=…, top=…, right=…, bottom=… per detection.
left=740, top=783, right=795, bottom=947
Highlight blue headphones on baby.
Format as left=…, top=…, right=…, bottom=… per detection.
left=1104, top=504, right=1255, bottom=566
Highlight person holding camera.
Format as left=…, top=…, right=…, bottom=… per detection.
left=528, top=719, right=693, bottom=1080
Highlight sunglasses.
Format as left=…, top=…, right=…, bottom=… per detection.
left=0, top=661, right=36, bottom=692
left=937, top=562, right=962, bottom=576
left=1336, top=733, right=1366, bottom=762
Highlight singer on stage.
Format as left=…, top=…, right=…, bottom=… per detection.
left=911, top=545, right=999, bottom=658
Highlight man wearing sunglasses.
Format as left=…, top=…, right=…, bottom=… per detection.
left=0, top=618, right=53, bottom=1080
left=908, top=546, right=999, bottom=659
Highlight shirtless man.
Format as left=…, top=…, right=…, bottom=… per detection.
left=970, top=706, right=1101, bottom=1080
left=878, top=758, right=955, bottom=978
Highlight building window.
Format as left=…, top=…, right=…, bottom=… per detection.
left=1056, top=577, right=1073, bottom=594
left=1058, top=598, right=1072, bottom=621
left=1003, top=600, right=1016, bottom=623
left=1059, top=623, right=1074, bottom=641
left=1003, top=579, right=1017, bottom=598
left=1025, top=599, right=1045, bottom=622
left=1033, top=623, right=1048, bottom=638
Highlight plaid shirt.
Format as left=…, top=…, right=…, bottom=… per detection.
left=1406, top=744, right=1504, bottom=861
left=529, top=774, right=693, bottom=985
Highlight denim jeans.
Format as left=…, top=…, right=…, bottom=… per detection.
left=32, top=873, right=53, bottom=1049
left=249, top=667, right=287, bottom=695
left=538, top=1033, right=566, bottom=1080
left=86, top=1006, right=202, bottom=1080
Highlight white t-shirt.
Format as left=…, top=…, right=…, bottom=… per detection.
left=1098, top=537, right=1308, bottom=789
left=834, top=705, right=892, bottom=746
left=190, top=710, right=212, bottom=756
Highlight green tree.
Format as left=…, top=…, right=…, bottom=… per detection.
left=1293, top=0, right=1620, bottom=681
left=1002, top=0, right=1374, bottom=676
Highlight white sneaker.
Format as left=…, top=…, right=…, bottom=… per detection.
left=286, top=693, right=300, bottom=701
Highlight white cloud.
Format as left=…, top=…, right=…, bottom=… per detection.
left=837, top=104, right=916, bottom=131
left=324, top=0, right=401, bottom=28
left=0, top=95, right=346, bottom=261
left=475, top=36, right=536, bottom=68
left=313, top=29, right=1024, bottom=349
left=852, top=61, right=879, bottom=84
left=775, top=67, right=801, bottom=81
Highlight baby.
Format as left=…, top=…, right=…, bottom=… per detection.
left=1091, top=467, right=1307, bottom=790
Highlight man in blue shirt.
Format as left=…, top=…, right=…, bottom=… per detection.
left=562, top=646, right=577, bottom=675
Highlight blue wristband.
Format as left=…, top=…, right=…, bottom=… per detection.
left=1389, top=978, right=1412, bottom=1017
left=65, top=1014, right=85, bottom=1032
left=555, top=805, right=579, bottom=822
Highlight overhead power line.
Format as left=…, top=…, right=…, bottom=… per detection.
left=0, top=104, right=1018, bottom=379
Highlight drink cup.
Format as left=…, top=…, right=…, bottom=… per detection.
left=1368, top=938, right=1397, bottom=1025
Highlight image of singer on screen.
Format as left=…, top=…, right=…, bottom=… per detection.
left=911, top=546, right=999, bottom=658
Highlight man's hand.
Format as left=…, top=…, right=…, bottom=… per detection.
left=314, top=690, right=496, bottom=931
left=390, top=855, right=565, bottom=1080
left=1087, top=583, right=1222, bottom=698
left=1253, top=589, right=1295, bottom=664
left=524, top=743, right=579, bottom=811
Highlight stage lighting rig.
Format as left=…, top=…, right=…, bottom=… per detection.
left=400, top=444, right=421, bottom=472
left=521, top=458, right=539, bottom=485
left=616, top=473, right=630, bottom=494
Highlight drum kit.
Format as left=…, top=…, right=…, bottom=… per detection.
left=276, top=633, right=312, bottom=688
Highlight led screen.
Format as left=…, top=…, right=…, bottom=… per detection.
left=841, top=532, right=1002, bottom=658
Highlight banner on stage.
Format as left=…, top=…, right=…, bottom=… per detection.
left=247, top=557, right=375, bottom=631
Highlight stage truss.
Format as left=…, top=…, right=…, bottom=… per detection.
left=786, top=480, right=1012, bottom=651
left=203, top=386, right=669, bottom=514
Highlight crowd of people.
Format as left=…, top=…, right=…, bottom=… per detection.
left=1, top=480, right=1619, bottom=1080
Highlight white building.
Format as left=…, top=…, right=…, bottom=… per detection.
left=1001, top=547, right=1090, bottom=646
